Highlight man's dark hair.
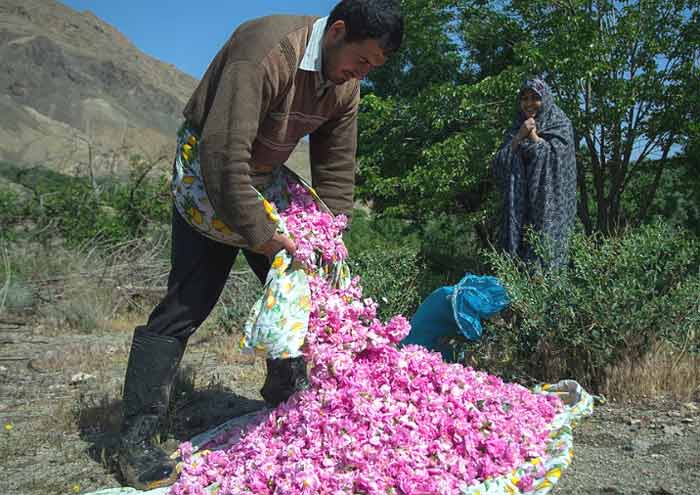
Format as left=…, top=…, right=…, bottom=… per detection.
left=326, top=0, right=404, bottom=54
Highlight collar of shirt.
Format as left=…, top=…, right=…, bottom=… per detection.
left=299, top=16, right=334, bottom=97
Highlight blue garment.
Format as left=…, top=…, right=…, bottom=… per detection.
left=402, top=274, right=509, bottom=361
left=451, top=274, right=510, bottom=340
left=402, top=286, right=457, bottom=360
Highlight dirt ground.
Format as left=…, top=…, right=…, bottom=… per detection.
left=1, top=317, right=698, bottom=495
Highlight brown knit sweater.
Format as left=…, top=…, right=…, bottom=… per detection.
left=183, top=15, right=360, bottom=248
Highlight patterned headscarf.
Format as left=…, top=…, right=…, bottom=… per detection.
left=507, top=77, right=566, bottom=142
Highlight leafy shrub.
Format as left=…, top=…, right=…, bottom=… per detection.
left=0, top=188, right=25, bottom=238
left=37, top=178, right=171, bottom=245
left=343, top=211, right=423, bottom=320
left=0, top=161, right=171, bottom=246
left=470, top=222, right=700, bottom=392
left=416, top=212, right=497, bottom=295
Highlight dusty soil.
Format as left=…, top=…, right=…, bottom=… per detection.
left=1, top=317, right=698, bottom=495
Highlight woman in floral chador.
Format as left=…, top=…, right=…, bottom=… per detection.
left=492, top=77, right=577, bottom=269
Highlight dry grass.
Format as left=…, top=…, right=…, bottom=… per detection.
left=1, top=234, right=168, bottom=332
left=107, top=314, right=148, bottom=334
left=31, top=338, right=128, bottom=375
left=1, top=219, right=271, bottom=494
left=604, top=343, right=700, bottom=401
left=209, top=330, right=259, bottom=366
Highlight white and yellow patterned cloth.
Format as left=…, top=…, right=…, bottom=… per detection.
left=242, top=250, right=312, bottom=359
left=460, top=380, right=596, bottom=495
left=171, top=125, right=255, bottom=247
left=172, top=124, right=328, bottom=247
left=171, top=124, right=339, bottom=359
left=170, top=124, right=287, bottom=247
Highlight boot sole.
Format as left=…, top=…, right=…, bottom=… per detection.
left=145, top=472, right=178, bottom=491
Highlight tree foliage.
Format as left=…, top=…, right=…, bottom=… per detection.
left=481, top=222, right=700, bottom=391
left=358, top=0, right=700, bottom=237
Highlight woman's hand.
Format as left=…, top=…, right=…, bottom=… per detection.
left=512, top=118, right=537, bottom=151
left=529, top=127, right=544, bottom=143
left=254, top=232, right=297, bottom=260
left=518, top=118, right=537, bottom=140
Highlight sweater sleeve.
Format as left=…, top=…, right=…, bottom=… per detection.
left=198, top=61, right=278, bottom=248
left=308, top=84, right=360, bottom=218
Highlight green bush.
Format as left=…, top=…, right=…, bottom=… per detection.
left=0, top=161, right=171, bottom=246
left=345, top=210, right=423, bottom=320
left=36, top=178, right=171, bottom=245
left=0, top=184, right=38, bottom=242
left=417, top=212, right=496, bottom=295
left=0, top=188, right=22, bottom=234
left=470, top=222, right=700, bottom=391
left=348, top=244, right=423, bottom=321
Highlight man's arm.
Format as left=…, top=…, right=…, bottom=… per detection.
left=308, top=84, right=361, bottom=218
left=198, top=61, right=278, bottom=248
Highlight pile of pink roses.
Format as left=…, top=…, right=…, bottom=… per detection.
left=171, top=184, right=562, bottom=495
left=281, top=182, right=349, bottom=268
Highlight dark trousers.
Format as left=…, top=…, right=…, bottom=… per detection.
left=145, top=208, right=270, bottom=342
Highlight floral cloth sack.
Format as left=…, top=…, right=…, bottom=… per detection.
left=171, top=123, right=338, bottom=359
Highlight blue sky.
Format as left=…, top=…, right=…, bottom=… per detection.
left=59, top=1, right=338, bottom=79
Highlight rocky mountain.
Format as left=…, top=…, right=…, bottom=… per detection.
left=0, top=0, right=200, bottom=172
left=0, top=0, right=309, bottom=177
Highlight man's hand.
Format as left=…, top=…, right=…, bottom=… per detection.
left=253, top=232, right=297, bottom=260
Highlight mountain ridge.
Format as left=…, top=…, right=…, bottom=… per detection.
left=0, top=0, right=309, bottom=178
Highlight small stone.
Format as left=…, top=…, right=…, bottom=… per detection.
left=622, top=439, right=651, bottom=452
left=600, top=487, right=623, bottom=494
left=681, top=402, right=698, bottom=416
left=70, top=372, right=95, bottom=385
left=681, top=417, right=694, bottom=424
left=663, top=425, right=683, bottom=436
left=627, top=418, right=642, bottom=426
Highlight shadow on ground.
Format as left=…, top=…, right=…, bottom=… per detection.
left=75, top=371, right=266, bottom=480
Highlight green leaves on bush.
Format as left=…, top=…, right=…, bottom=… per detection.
left=480, top=222, right=700, bottom=391
left=344, top=211, right=423, bottom=320
left=0, top=162, right=170, bottom=245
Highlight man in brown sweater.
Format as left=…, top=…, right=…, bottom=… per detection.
left=118, top=0, right=403, bottom=490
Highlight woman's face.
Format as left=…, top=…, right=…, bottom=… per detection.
left=520, top=89, right=543, bottom=118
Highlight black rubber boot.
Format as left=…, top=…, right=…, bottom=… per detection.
left=260, top=356, right=309, bottom=407
left=118, top=327, right=185, bottom=490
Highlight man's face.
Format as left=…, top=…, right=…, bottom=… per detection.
left=322, top=21, right=387, bottom=84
